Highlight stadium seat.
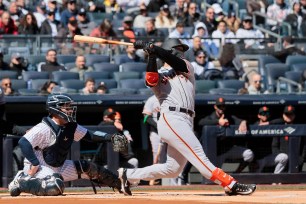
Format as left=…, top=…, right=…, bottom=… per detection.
left=134, top=27, right=146, bottom=36
left=291, top=63, right=306, bottom=72
left=84, top=71, right=110, bottom=81
left=265, top=63, right=290, bottom=92
left=31, top=79, right=49, bottom=90
left=113, top=54, right=131, bottom=65
left=108, top=88, right=136, bottom=95
left=52, top=71, right=79, bottom=83
left=195, top=80, right=216, bottom=94
left=0, top=70, right=18, bottom=79
left=120, top=62, right=147, bottom=73
left=64, top=62, right=75, bottom=70
left=284, top=71, right=303, bottom=93
left=18, top=88, right=39, bottom=96
left=285, top=55, right=306, bottom=69
left=93, top=63, right=120, bottom=73
left=56, top=55, right=77, bottom=65
left=119, top=79, right=146, bottom=89
left=217, top=79, right=245, bottom=92
left=22, top=71, right=49, bottom=81
left=60, top=79, right=84, bottom=91
left=85, top=54, right=110, bottom=66
left=113, top=71, right=140, bottom=82
left=27, top=55, right=45, bottom=70
left=258, top=55, right=281, bottom=77
left=95, top=79, right=118, bottom=89
left=10, top=79, right=27, bottom=90
left=209, top=88, right=237, bottom=94
left=8, top=47, right=30, bottom=56
left=138, top=88, right=153, bottom=95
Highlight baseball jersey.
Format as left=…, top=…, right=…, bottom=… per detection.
left=151, top=59, right=195, bottom=111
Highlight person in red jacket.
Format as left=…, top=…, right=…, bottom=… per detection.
left=0, top=11, right=18, bottom=35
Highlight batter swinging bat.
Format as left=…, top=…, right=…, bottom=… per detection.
left=73, top=35, right=133, bottom=46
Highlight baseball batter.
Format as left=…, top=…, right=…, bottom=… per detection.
left=8, top=94, right=131, bottom=196
left=118, top=39, right=256, bottom=196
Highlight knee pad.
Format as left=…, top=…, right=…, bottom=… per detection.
left=243, top=149, right=254, bottom=162
left=210, top=168, right=235, bottom=188
left=127, top=158, right=139, bottom=168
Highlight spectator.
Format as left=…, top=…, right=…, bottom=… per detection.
left=98, top=108, right=138, bottom=168
left=90, top=18, right=117, bottom=54
left=266, top=0, right=290, bottom=29
left=218, top=43, right=240, bottom=79
left=246, top=0, right=268, bottom=26
left=301, top=0, right=306, bottom=17
left=143, top=17, right=165, bottom=44
left=104, top=0, right=122, bottom=14
left=69, top=55, right=94, bottom=80
left=0, top=0, right=7, bottom=16
left=254, top=106, right=271, bottom=126
left=0, top=11, right=18, bottom=35
left=133, top=3, right=149, bottom=28
left=182, top=2, right=201, bottom=27
left=247, top=73, right=266, bottom=94
left=96, top=84, right=108, bottom=94
left=272, top=36, right=306, bottom=63
left=147, top=0, right=168, bottom=12
left=46, top=0, right=61, bottom=22
left=155, top=4, right=177, bottom=29
left=8, top=1, right=24, bottom=27
left=18, top=13, right=39, bottom=35
left=202, top=7, right=218, bottom=35
left=119, top=45, right=144, bottom=63
left=60, top=0, right=78, bottom=27
left=184, top=36, right=205, bottom=62
left=120, top=15, right=137, bottom=42
left=1, top=77, right=14, bottom=95
left=236, top=16, right=265, bottom=49
left=224, top=12, right=241, bottom=33
left=284, top=2, right=303, bottom=37
left=169, top=0, right=188, bottom=23
left=211, top=3, right=225, bottom=23
left=40, top=10, right=61, bottom=36
left=191, top=50, right=215, bottom=80
left=169, top=21, right=191, bottom=47
left=40, top=80, right=58, bottom=95
left=9, top=53, right=29, bottom=76
left=80, top=78, right=96, bottom=94
left=0, top=52, right=9, bottom=70
left=254, top=106, right=297, bottom=174
left=198, top=97, right=253, bottom=172
left=33, top=1, right=47, bottom=28
left=87, top=0, right=106, bottom=13
left=212, top=20, right=236, bottom=51
left=38, top=49, right=66, bottom=73
left=76, top=8, right=96, bottom=36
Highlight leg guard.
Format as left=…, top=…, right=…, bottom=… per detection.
left=74, top=160, right=121, bottom=192
left=19, top=173, right=64, bottom=196
left=210, top=168, right=235, bottom=188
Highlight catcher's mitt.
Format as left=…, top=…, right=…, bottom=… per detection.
left=111, top=133, right=128, bottom=152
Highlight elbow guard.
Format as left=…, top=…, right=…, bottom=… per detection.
left=146, top=72, right=159, bottom=87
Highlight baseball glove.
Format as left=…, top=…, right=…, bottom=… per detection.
left=111, top=133, right=128, bottom=152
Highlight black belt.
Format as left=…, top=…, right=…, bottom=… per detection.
left=169, top=106, right=194, bottom=117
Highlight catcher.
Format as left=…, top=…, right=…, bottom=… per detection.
left=8, top=93, right=131, bottom=196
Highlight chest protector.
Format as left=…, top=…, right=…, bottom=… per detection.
left=42, top=117, right=77, bottom=167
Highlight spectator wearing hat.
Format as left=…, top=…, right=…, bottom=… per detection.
left=1, top=77, right=15, bottom=95
left=169, top=21, right=191, bottom=47
left=18, top=12, right=39, bottom=35
left=212, top=20, right=236, bottom=50
left=60, top=0, right=78, bottom=27
left=33, top=1, right=47, bottom=28
left=69, top=55, right=94, bottom=80
left=0, top=11, right=18, bottom=35
left=96, top=84, right=108, bottom=94
left=254, top=106, right=271, bottom=126
left=155, top=4, right=177, bottom=29
left=9, top=52, right=29, bottom=76
left=120, top=15, right=137, bottom=42
left=133, top=3, right=149, bottom=28
left=211, top=3, right=225, bottom=23
left=191, top=50, right=215, bottom=80
left=76, top=8, right=96, bottom=36
left=272, top=36, right=306, bottom=63
left=236, top=15, right=265, bottom=49
left=198, top=97, right=253, bottom=172
left=224, top=12, right=241, bottom=33
left=47, top=0, right=61, bottom=22
left=254, top=105, right=298, bottom=174
left=40, top=10, right=61, bottom=36
left=202, top=7, right=218, bottom=35
left=247, top=73, right=267, bottom=95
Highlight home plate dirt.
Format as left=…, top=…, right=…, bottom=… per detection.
left=1, top=185, right=306, bottom=204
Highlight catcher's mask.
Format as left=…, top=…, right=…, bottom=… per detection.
left=162, top=38, right=189, bottom=58
left=46, top=94, right=77, bottom=122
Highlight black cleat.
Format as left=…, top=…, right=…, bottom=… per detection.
left=225, top=183, right=256, bottom=196
left=118, top=168, right=132, bottom=196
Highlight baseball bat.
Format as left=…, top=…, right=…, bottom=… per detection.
left=73, top=35, right=133, bottom=46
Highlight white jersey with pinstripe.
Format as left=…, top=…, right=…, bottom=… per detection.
left=22, top=121, right=91, bottom=181
left=125, top=59, right=235, bottom=191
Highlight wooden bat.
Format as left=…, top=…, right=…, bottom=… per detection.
left=73, top=35, right=133, bottom=46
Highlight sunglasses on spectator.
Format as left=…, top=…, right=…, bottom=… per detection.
left=259, top=111, right=269, bottom=116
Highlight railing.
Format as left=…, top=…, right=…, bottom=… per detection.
left=277, top=77, right=303, bottom=94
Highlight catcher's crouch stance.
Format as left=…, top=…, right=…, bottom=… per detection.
left=8, top=94, right=131, bottom=196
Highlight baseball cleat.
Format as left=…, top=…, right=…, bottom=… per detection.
left=225, top=183, right=256, bottom=196
left=8, top=171, right=26, bottom=197
left=118, top=168, right=132, bottom=196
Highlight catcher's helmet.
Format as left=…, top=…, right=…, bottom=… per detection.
left=46, top=94, right=77, bottom=122
left=162, top=38, right=189, bottom=52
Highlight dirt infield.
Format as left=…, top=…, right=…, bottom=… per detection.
left=1, top=185, right=306, bottom=204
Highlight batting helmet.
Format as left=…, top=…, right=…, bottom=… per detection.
left=161, top=38, right=189, bottom=52
left=46, top=94, right=77, bottom=122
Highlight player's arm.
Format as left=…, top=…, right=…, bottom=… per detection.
left=18, top=137, right=40, bottom=166
left=83, top=130, right=114, bottom=142
left=143, top=114, right=158, bottom=130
